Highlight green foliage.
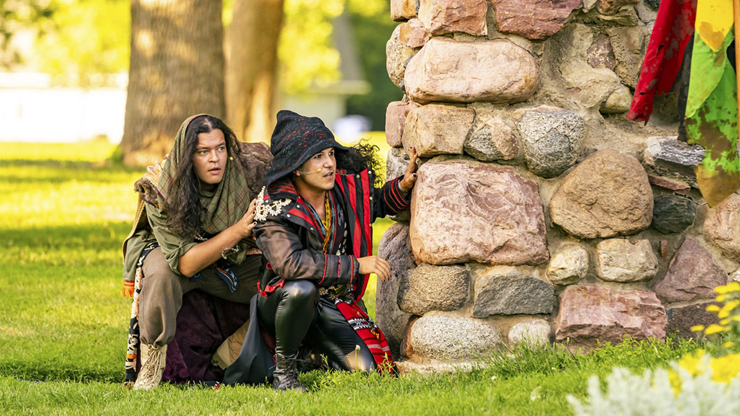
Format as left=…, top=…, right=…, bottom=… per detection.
left=0, top=0, right=58, bottom=67
left=35, top=0, right=130, bottom=85
left=278, top=0, right=344, bottom=94
left=690, top=282, right=740, bottom=355
left=487, top=336, right=702, bottom=381
left=1, top=0, right=131, bottom=84
left=8, top=0, right=397, bottom=117
left=346, top=0, right=403, bottom=130
left=21, top=0, right=351, bottom=93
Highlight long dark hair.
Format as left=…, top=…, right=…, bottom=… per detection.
left=166, top=115, right=242, bottom=238
left=336, top=141, right=385, bottom=187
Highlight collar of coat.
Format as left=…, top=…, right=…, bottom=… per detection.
left=255, top=168, right=372, bottom=237
left=254, top=177, right=329, bottom=235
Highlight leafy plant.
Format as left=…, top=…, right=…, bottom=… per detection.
left=568, top=358, right=740, bottom=416
left=569, top=283, right=740, bottom=414
left=691, top=282, right=740, bottom=355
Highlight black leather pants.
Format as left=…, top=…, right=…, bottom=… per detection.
left=257, top=280, right=377, bottom=372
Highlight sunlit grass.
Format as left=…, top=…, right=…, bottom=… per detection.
left=0, top=139, right=118, bottom=162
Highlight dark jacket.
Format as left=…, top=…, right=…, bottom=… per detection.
left=222, top=169, right=410, bottom=385
left=253, top=169, right=411, bottom=303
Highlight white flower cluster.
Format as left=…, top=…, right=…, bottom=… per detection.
left=567, top=356, right=740, bottom=416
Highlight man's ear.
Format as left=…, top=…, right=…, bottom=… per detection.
left=294, top=169, right=300, bottom=177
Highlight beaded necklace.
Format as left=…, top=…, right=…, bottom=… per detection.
left=321, top=192, right=332, bottom=253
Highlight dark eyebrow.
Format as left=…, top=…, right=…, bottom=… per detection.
left=196, top=141, right=226, bottom=150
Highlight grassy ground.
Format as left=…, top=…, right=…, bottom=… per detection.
left=0, top=141, right=702, bottom=415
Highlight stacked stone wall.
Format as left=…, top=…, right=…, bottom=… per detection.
left=378, top=0, right=740, bottom=372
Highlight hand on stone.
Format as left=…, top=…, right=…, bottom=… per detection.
left=358, top=256, right=391, bottom=282
left=399, top=146, right=418, bottom=192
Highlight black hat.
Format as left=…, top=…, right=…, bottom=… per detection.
left=263, top=110, right=348, bottom=189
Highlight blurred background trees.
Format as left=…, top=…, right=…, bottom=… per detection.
left=0, top=0, right=399, bottom=166
left=226, top=0, right=284, bottom=154
left=122, top=0, right=225, bottom=165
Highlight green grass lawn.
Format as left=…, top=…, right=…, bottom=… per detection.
left=0, top=141, right=702, bottom=415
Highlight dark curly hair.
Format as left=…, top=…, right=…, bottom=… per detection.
left=336, top=140, right=385, bottom=187
left=166, top=115, right=243, bottom=238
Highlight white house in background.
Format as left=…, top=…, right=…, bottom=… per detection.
left=0, top=13, right=368, bottom=144
left=0, top=72, right=127, bottom=143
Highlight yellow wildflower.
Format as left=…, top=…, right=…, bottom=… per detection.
left=691, top=325, right=705, bottom=332
left=734, top=316, right=740, bottom=322
left=710, top=353, right=740, bottom=384
left=724, top=300, right=740, bottom=312
left=721, top=318, right=730, bottom=325
left=717, top=300, right=739, bottom=318
left=705, top=324, right=726, bottom=335
left=717, top=295, right=726, bottom=302
left=724, top=282, right=740, bottom=292
left=722, top=341, right=735, bottom=349
left=667, top=369, right=681, bottom=395
left=678, top=350, right=706, bottom=377
left=715, top=285, right=731, bottom=294
left=706, top=304, right=721, bottom=312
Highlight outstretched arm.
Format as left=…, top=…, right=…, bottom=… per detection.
left=398, top=146, right=419, bottom=193
left=373, top=146, right=418, bottom=219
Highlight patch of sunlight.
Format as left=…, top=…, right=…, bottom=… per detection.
left=0, top=325, right=36, bottom=337
left=338, top=131, right=391, bottom=161
left=0, top=141, right=117, bottom=162
left=0, top=176, right=140, bottom=228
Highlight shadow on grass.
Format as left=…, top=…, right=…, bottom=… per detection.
left=3, top=222, right=131, bottom=248
left=1, top=222, right=131, bottom=267
left=0, top=159, right=141, bottom=187
left=0, top=159, right=138, bottom=171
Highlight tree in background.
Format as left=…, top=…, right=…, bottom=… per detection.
left=120, top=0, right=225, bottom=166
left=225, top=0, right=284, bottom=145
left=346, top=0, right=402, bottom=131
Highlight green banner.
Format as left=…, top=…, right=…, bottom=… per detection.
left=685, top=27, right=740, bottom=207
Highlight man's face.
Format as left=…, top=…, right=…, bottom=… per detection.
left=192, top=129, right=227, bottom=191
left=295, top=148, right=336, bottom=192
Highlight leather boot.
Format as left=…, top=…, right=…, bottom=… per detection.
left=272, top=353, right=308, bottom=392
left=133, top=344, right=167, bottom=390
left=296, top=346, right=326, bottom=373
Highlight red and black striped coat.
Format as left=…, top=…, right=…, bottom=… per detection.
left=253, top=169, right=410, bottom=303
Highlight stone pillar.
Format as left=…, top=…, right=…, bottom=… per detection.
left=378, top=1, right=739, bottom=373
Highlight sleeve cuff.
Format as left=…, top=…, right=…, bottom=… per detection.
left=395, top=177, right=412, bottom=201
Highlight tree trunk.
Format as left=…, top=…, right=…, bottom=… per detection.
left=121, top=0, right=225, bottom=166
left=226, top=0, right=284, bottom=144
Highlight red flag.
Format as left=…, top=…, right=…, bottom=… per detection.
left=628, top=0, right=697, bottom=122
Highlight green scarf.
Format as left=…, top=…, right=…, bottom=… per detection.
left=156, top=114, right=251, bottom=264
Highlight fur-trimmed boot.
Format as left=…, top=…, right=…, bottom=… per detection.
left=133, top=344, right=167, bottom=390
left=272, top=353, right=308, bottom=393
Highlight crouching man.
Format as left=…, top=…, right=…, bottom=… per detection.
left=122, top=115, right=264, bottom=389
left=246, top=110, right=418, bottom=391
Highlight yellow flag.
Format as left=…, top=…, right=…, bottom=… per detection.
left=695, top=0, right=733, bottom=51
